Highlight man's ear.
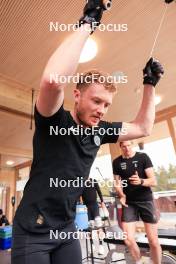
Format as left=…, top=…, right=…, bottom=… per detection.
left=73, top=88, right=81, bottom=103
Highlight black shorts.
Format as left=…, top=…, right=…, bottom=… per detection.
left=87, top=203, right=99, bottom=220
left=122, top=200, right=158, bottom=224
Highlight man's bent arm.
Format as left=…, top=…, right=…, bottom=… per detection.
left=118, top=58, right=164, bottom=141
left=37, top=24, right=91, bottom=117
left=114, top=175, right=125, bottom=198
left=119, top=84, right=155, bottom=141
left=142, top=167, right=157, bottom=187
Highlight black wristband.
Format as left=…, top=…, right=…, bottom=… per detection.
left=78, top=16, right=99, bottom=34
left=143, top=76, right=159, bottom=87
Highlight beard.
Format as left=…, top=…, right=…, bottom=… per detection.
left=76, top=109, right=91, bottom=127
left=75, top=102, right=101, bottom=127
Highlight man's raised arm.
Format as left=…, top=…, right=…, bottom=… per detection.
left=119, top=58, right=164, bottom=141
left=36, top=1, right=109, bottom=117
left=37, top=25, right=90, bottom=117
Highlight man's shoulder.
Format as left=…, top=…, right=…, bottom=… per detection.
left=135, top=152, right=152, bottom=165
left=34, top=105, right=75, bottom=136
left=135, top=152, right=148, bottom=158
left=99, top=120, right=122, bottom=128
left=34, top=104, right=68, bottom=123
left=113, top=155, right=122, bottom=164
left=99, top=120, right=108, bottom=126
left=135, top=151, right=147, bottom=158
left=98, top=120, right=109, bottom=130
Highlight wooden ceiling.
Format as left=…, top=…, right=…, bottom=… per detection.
left=0, top=0, right=176, bottom=167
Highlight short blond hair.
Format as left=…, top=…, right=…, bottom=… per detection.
left=76, top=70, right=117, bottom=93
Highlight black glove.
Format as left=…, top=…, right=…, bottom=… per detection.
left=78, top=0, right=112, bottom=34
left=143, top=58, right=164, bottom=87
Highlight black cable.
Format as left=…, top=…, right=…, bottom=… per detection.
left=30, top=89, right=35, bottom=130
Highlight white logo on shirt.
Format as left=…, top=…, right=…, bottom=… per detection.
left=120, top=162, right=127, bottom=170
left=132, top=161, right=138, bottom=168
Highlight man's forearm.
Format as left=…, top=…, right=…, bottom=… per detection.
left=142, top=177, right=157, bottom=187
left=134, top=58, right=164, bottom=137
left=115, top=186, right=125, bottom=198
left=133, top=85, right=155, bottom=136
left=41, top=24, right=91, bottom=85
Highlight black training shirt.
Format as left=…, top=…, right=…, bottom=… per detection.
left=15, top=105, right=122, bottom=233
left=82, top=178, right=104, bottom=205
left=113, top=152, right=153, bottom=202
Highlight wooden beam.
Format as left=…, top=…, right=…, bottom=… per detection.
left=0, top=146, right=32, bottom=159
left=155, top=105, right=176, bottom=124
left=0, top=73, right=33, bottom=92
left=0, top=105, right=32, bottom=120
left=167, top=118, right=176, bottom=154
left=0, top=74, right=35, bottom=115
left=15, top=160, right=32, bottom=170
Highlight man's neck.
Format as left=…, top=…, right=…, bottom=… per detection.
left=70, top=110, right=80, bottom=125
left=70, top=109, right=91, bottom=128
